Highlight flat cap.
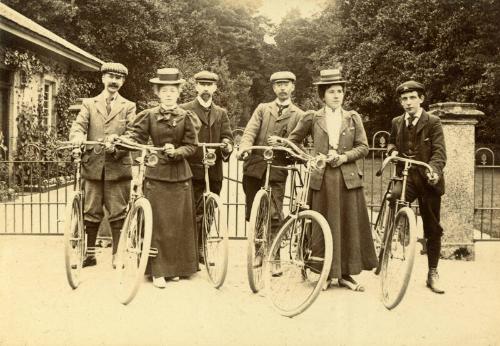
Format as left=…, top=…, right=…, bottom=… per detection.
left=270, top=71, right=296, bottom=83
left=194, top=70, right=219, bottom=83
left=396, top=80, right=425, bottom=95
left=101, top=62, right=128, bottom=76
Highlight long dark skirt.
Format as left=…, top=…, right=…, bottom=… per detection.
left=311, top=166, right=378, bottom=279
left=144, top=178, right=198, bottom=278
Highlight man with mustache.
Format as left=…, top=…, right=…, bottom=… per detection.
left=181, top=70, right=233, bottom=263
left=387, top=80, right=447, bottom=294
left=69, top=62, right=136, bottom=268
left=237, top=71, right=304, bottom=263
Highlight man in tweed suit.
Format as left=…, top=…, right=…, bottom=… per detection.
left=237, top=71, right=304, bottom=260
left=69, top=62, right=136, bottom=268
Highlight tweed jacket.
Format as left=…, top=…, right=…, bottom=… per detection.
left=239, top=101, right=304, bottom=182
left=69, top=92, right=136, bottom=181
left=123, top=106, right=198, bottom=182
left=180, top=99, right=233, bottom=182
left=387, top=110, right=447, bottom=195
left=288, top=108, right=368, bottom=190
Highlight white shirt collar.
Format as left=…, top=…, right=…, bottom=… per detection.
left=275, top=98, right=291, bottom=107
left=325, top=106, right=341, bottom=117
left=405, top=107, right=423, bottom=122
left=197, top=96, right=212, bottom=109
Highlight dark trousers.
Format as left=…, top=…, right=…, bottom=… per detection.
left=242, top=175, right=285, bottom=234
left=400, top=170, right=443, bottom=269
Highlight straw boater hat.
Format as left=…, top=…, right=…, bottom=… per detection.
left=101, top=62, right=128, bottom=76
left=149, top=68, right=185, bottom=85
left=313, top=69, right=347, bottom=85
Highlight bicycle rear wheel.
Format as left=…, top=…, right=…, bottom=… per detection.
left=116, top=197, right=152, bottom=305
left=265, top=210, right=333, bottom=317
left=247, top=189, right=271, bottom=293
left=380, top=207, right=417, bottom=310
left=202, top=193, right=229, bottom=288
left=64, top=191, right=85, bottom=289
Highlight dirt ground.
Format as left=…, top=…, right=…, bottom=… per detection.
left=1, top=236, right=499, bottom=346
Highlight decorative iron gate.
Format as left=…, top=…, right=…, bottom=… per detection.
left=474, top=147, right=499, bottom=240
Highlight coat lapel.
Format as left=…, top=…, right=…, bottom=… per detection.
left=316, top=107, right=328, bottom=134
left=276, top=105, right=291, bottom=122
left=193, top=99, right=209, bottom=126
left=106, top=94, right=125, bottom=123
left=415, top=110, right=429, bottom=134
left=94, top=92, right=108, bottom=121
left=339, top=108, right=351, bottom=134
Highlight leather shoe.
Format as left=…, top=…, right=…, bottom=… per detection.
left=82, top=255, right=96, bottom=268
left=426, top=268, right=445, bottom=294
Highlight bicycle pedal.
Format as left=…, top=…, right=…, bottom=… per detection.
left=149, top=247, right=158, bottom=257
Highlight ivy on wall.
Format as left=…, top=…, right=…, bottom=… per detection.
left=0, top=47, right=96, bottom=197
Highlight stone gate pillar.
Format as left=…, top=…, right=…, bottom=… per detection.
left=428, top=102, right=482, bottom=260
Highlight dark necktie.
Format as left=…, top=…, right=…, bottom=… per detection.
left=106, top=97, right=112, bottom=115
left=407, top=115, right=416, bottom=129
left=277, top=104, right=289, bottom=117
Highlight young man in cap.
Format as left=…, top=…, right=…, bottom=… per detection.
left=237, top=71, right=304, bottom=266
left=181, top=70, right=233, bottom=262
left=387, top=80, right=447, bottom=294
left=69, top=62, right=136, bottom=268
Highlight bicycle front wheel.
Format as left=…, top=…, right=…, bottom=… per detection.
left=373, top=197, right=393, bottom=275
left=380, top=207, right=417, bottom=310
left=116, top=197, right=153, bottom=305
left=265, top=210, right=333, bottom=317
left=202, top=193, right=229, bottom=288
left=64, top=191, right=85, bottom=289
left=247, top=189, right=271, bottom=293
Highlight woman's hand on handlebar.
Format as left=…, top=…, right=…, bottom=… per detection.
left=221, top=138, right=233, bottom=154
left=237, top=150, right=249, bottom=161
left=163, top=143, right=175, bottom=157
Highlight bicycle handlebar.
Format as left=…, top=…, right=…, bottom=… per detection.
left=376, top=155, right=434, bottom=177
left=56, top=140, right=106, bottom=150
left=197, top=142, right=228, bottom=149
left=113, top=137, right=165, bottom=153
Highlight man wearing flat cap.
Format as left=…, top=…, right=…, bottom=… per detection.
left=181, top=70, right=233, bottom=261
left=238, top=71, right=304, bottom=250
left=387, top=80, right=447, bottom=294
left=69, top=62, right=136, bottom=268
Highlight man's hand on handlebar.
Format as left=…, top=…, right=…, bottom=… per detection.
left=267, top=135, right=283, bottom=146
left=104, top=134, right=119, bottom=153
left=427, top=172, right=439, bottom=185
left=221, top=138, right=233, bottom=154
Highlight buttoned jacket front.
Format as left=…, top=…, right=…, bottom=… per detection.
left=123, top=106, right=198, bottom=182
left=180, top=99, right=233, bottom=181
left=387, top=110, right=446, bottom=195
left=288, top=108, right=368, bottom=190
left=69, top=92, right=136, bottom=181
left=239, top=101, right=304, bottom=182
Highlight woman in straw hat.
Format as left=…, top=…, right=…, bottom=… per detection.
left=123, top=68, right=200, bottom=288
left=288, top=69, right=378, bottom=291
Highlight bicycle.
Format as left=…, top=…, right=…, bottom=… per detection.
left=373, top=154, right=435, bottom=309
left=196, top=142, right=229, bottom=288
left=112, top=137, right=164, bottom=304
left=238, top=143, right=294, bottom=293
left=57, top=140, right=106, bottom=290
left=264, top=138, right=333, bottom=317
left=239, top=139, right=333, bottom=317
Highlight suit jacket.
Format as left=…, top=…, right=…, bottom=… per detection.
left=69, top=92, right=136, bottom=181
left=123, top=106, right=198, bottom=182
left=239, top=101, right=304, bottom=182
left=180, top=99, right=233, bottom=182
left=288, top=108, right=368, bottom=190
left=387, top=110, right=447, bottom=195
